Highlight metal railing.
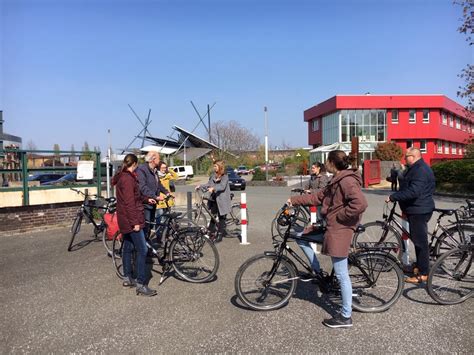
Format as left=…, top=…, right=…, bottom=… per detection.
left=0, top=149, right=102, bottom=206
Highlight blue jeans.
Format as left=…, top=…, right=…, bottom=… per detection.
left=155, top=208, right=166, bottom=242
left=296, top=233, right=324, bottom=272
left=143, top=207, right=156, bottom=238
left=122, top=229, right=148, bottom=285
left=332, top=256, right=352, bottom=318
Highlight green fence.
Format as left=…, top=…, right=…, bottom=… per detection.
left=0, top=149, right=102, bottom=206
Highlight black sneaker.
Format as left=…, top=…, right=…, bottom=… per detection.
left=136, top=284, right=157, bottom=297
left=122, top=276, right=137, bottom=288
left=322, top=314, right=353, bottom=328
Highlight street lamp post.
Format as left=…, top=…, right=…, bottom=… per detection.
left=264, top=106, right=269, bottom=181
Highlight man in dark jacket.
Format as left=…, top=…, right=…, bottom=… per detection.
left=136, top=151, right=170, bottom=237
left=386, top=147, right=435, bottom=283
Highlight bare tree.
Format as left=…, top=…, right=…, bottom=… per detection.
left=455, top=0, right=473, bottom=111
left=210, top=120, right=260, bottom=152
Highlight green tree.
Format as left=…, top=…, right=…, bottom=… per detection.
left=374, top=142, right=403, bottom=161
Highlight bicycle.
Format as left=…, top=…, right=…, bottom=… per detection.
left=112, top=196, right=219, bottom=284
left=352, top=201, right=474, bottom=261
left=68, top=188, right=116, bottom=252
left=427, top=233, right=473, bottom=305
left=193, top=187, right=248, bottom=237
left=235, top=204, right=404, bottom=312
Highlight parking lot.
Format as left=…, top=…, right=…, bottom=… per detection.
left=1, top=186, right=473, bottom=353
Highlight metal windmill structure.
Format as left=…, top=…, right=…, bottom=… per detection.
left=121, top=104, right=153, bottom=154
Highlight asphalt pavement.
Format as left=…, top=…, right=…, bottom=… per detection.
left=1, top=186, right=473, bottom=353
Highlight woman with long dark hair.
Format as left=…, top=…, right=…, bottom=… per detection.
left=112, top=153, right=157, bottom=297
left=289, top=150, right=368, bottom=328
left=304, top=162, right=330, bottom=194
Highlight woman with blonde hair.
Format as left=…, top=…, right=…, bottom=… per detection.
left=197, top=160, right=231, bottom=242
left=155, top=161, right=178, bottom=242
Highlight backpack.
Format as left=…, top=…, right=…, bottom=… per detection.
left=103, top=212, right=120, bottom=240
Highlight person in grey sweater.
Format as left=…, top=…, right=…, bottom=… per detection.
left=197, top=160, right=231, bottom=242
left=304, top=162, right=330, bottom=194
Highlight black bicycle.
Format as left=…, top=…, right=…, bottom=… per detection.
left=235, top=204, right=404, bottom=312
left=427, top=233, right=473, bottom=305
left=112, top=196, right=219, bottom=284
left=352, top=201, right=474, bottom=261
left=68, top=188, right=116, bottom=252
left=193, top=187, right=248, bottom=237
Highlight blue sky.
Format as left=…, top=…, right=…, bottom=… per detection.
left=1, top=0, right=471, bottom=153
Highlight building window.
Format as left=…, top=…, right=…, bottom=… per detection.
left=312, top=119, right=319, bottom=132
left=409, top=109, right=416, bottom=123
left=441, top=111, right=447, bottom=125
left=455, top=116, right=461, bottom=129
left=422, top=109, right=429, bottom=123
left=339, top=109, right=386, bottom=143
left=406, top=140, right=413, bottom=148
left=444, top=142, right=450, bottom=154
left=452, top=143, right=456, bottom=155
left=449, top=114, right=454, bottom=127
left=420, top=140, right=427, bottom=153
left=437, top=140, right=442, bottom=153
left=392, top=109, right=399, bottom=124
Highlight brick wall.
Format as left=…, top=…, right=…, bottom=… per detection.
left=0, top=202, right=82, bottom=236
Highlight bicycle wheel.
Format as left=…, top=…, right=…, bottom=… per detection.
left=226, top=203, right=242, bottom=227
left=433, top=224, right=474, bottom=258
left=68, top=212, right=83, bottom=251
left=170, top=229, right=219, bottom=283
left=349, top=252, right=404, bottom=313
left=102, top=225, right=119, bottom=257
left=235, top=254, right=297, bottom=311
left=352, top=221, right=403, bottom=260
left=112, top=233, right=128, bottom=279
left=427, top=247, right=473, bottom=305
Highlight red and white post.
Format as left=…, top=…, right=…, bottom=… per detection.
left=240, top=193, right=249, bottom=245
left=310, top=206, right=317, bottom=224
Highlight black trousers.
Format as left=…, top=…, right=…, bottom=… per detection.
left=391, top=180, right=398, bottom=191
left=407, top=212, right=433, bottom=275
left=209, top=201, right=227, bottom=237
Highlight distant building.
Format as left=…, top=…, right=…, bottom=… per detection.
left=304, top=95, right=473, bottom=165
left=0, top=111, right=23, bottom=153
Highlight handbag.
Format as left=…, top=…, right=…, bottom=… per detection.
left=386, top=176, right=392, bottom=182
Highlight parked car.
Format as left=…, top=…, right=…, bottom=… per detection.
left=236, top=165, right=250, bottom=175
left=169, top=165, right=194, bottom=180
left=227, top=171, right=246, bottom=191
left=28, top=173, right=65, bottom=185
left=43, top=173, right=78, bottom=185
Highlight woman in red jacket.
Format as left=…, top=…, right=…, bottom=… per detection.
left=112, top=154, right=157, bottom=297
left=289, top=150, right=368, bottom=328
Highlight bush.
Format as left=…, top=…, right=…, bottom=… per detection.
left=374, top=142, right=403, bottom=161
left=252, top=168, right=267, bottom=181
left=432, top=159, right=474, bottom=185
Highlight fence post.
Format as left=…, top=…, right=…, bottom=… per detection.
left=21, top=151, right=29, bottom=206
left=240, top=193, right=249, bottom=245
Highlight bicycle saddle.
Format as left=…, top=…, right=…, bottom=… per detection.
left=434, top=208, right=455, bottom=216
left=105, top=197, right=116, bottom=203
left=467, top=200, right=474, bottom=208
left=167, top=212, right=182, bottom=219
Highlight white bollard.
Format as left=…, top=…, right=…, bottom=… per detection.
left=401, top=214, right=410, bottom=265
left=310, top=206, right=317, bottom=224
left=240, top=193, right=249, bottom=245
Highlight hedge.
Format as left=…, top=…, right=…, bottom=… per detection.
left=431, top=159, right=474, bottom=193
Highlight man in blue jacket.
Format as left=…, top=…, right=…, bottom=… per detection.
left=136, top=151, right=170, bottom=238
left=386, top=147, right=435, bottom=283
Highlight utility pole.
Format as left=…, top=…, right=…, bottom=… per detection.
left=264, top=106, right=269, bottom=181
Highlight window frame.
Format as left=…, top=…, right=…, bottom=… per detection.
left=422, top=109, right=430, bottom=123
left=409, top=109, right=416, bottom=124
left=391, top=109, right=399, bottom=124
left=420, top=140, right=427, bottom=153
left=441, top=111, right=447, bottom=125
left=312, top=118, right=320, bottom=132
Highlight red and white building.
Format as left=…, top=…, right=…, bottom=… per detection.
left=304, top=95, right=473, bottom=165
